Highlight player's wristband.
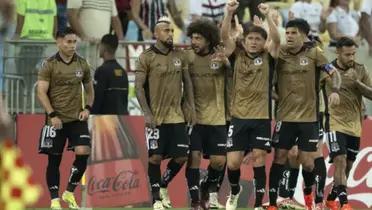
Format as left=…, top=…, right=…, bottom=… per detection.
left=84, top=105, right=92, bottom=112
left=48, top=111, right=57, bottom=118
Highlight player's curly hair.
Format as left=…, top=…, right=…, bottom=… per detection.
left=187, top=18, right=221, bottom=51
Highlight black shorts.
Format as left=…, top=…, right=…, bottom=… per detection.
left=146, top=123, right=189, bottom=158
left=189, top=124, right=226, bottom=157
left=272, top=121, right=319, bottom=152
left=325, top=131, right=360, bottom=163
left=226, top=118, right=272, bottom=152
left=38, top=121, right=91, bottom=155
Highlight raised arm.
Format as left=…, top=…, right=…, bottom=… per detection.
left=259, top=3, right=280, bottom=58
left=221, top=0, right=239, bottom=57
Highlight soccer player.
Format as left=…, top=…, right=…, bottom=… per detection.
left=184, top=18, right=230, bottom=210
left=37, top=27, right=94, bottom=210
left=324, top=37, right=372, bottom=210
left=135, top=16, right=196, bottom=210
left=277, top=19, right=328, bottom=210
left=221, top=1, right=281, bottom=210
left=267, top=18, right=341, bottom=210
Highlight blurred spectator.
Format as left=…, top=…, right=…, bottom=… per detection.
left=130, top=0, right=182, bottom=40
left=56, top=0, right=67, bottom=32
left=289, top=0, right=330, bottom=41
left=13, top=0, right=57, bottom=92
left=0, top=0, right=13, bottom=36
left=92, top=34, right=128, bottom=115
left=116, top=0, right=131, bottom=37
left=360, top=0, right=372, bottom=56
left=14, top=0, right=57, bottom=40
left=67, top=0, right=124, bottom=41
left=327, top=0, right=360, bottom=45
left=236, top=0, right=264, bottom=23
left=188, top=0, right=226, bottom=25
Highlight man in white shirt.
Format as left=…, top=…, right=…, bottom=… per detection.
left=189, top=0, right=226, bottom=25
left=360, top=0, right=372, bottom=56
left=67, top=0, right=124, bottom=41
left=326, top=0, right=359, bottom=45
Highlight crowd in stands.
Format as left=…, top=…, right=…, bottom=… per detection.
left=0, top=0, right=370, bottom=49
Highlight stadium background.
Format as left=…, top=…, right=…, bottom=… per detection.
left=0, top=0, right=371, bottom=209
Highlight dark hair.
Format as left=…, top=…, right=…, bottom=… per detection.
left=187, top=18, right=220, bottom=51
left=329, top=0, right=339, bottom=7
left=101, top=34, right=119, bottom=54
left=243, top=25, right=268, bottom=40
left=336, top=37, right=358, bottom=49
left=56, top=27, right=75, bottom=38
left=286, top=18, right=310, bottom=35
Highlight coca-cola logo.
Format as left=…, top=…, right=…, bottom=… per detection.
left=87, top=170, right=140, bottom=195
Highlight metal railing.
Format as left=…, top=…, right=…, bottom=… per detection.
left=2, top=75, right=27, bottom=113
left=2, top=40, right=372, bottom=115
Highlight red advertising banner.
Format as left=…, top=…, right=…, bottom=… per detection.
left=16, top=114, right=372, bottom=208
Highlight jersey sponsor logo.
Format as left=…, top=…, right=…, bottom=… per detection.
left=254, top=57, right=263, bottom=65
left=300, top=56, right=309, bottom=66
left=75, top=69, right=83, bottom=78
left=173, top=57, right=182, bottom=67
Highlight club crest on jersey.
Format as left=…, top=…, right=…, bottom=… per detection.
left=173, top=58, right=182, bottom=67
left=300, top=57, right=309, bottom=66
left=210, top=61, right=220, bottom=70
left=75, top=70, right=83, bottom=78
left=254, top=57, right=263, bottom=65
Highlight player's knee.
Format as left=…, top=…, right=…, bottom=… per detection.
left=187, top=152, right=201, bottom=168
left=74, top=146, right=91, bottom=156
left=227, top=158, right=241, bottom=170
left=333, top=155, right=347, bottom=168
left=252, top=149, right=266, bottom=166
left=174, top=156, right=188, bottom=164
left=288, top=148, right=298, bottom=160
left=149, top=155, right=163, bottom=164
left=273, top=149, right=288, bottom=164
left=210, top=156, right=226, bottom=170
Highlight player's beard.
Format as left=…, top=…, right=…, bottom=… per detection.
left=161, top=39, right=173, bottom=49
left=192, top=44, right=207, bottom=55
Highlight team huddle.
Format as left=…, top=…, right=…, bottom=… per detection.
left=135, top=1, right=371, bottom=210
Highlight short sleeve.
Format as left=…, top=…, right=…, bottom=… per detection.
left=135, top=54, right=149, bottom=75
left=16, top=0, right=26, bottom=15
left=38, top=60, right=52, bottom=82
left=82, top=60, right=92, bottom=84
left=327, top=10, right=337, bottom=23
left=111, top=0, right=118, bottom=16
left=67, top=0, right=83, bottom=9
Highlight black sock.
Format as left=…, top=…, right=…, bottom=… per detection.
left=302, top=169, right=315, bottom=195
left=313, top=157, right=326, bottom=203
left=160, top=159, right=184, bottom=188
left=46, top=154, right=62, bottom=199
left=278, top=168, right=291, bottom=198
left=227, top=168, right=241, bottom=195
left=253, top=166, right=266, bottom=207
left=269, top=163, right=285, bottom=206
left=66, top=155, right=89, bottom=192
left=186, top=168, right=200, bottom=203
left=217, top=163, right=226, bottom=192
left=327, top=184, right=338, bottom=201
left=206, top=165, right=222, bottom=193
left=148, top=162, right=161, bottom=201
left=288, top=168, right=299, bottom=198
left=337, top=185, right=348, bottom=206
